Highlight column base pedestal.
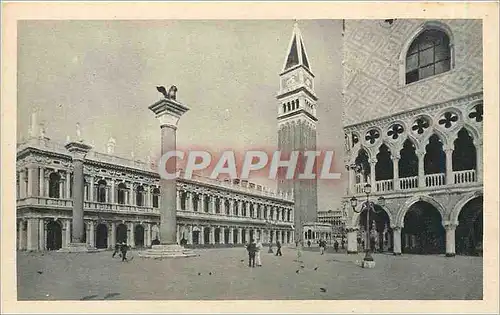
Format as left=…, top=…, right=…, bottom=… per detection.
left=445, top=253, right=456, bottom=257
left=347, top=250, right=358, bottom=254
left=393, top=252, right=402, bottom=256
left=138, top=244, right=197, bottom=259
left=58, top=243, right=98, bottom=253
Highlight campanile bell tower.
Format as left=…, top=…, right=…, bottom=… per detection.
left=277, top=22, right=318, bottom=242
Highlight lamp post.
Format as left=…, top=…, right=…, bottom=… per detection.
left=350, top=183, right=385, bottom=262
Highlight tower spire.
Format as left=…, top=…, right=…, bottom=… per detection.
left=282, top=21, right=312, bottom=73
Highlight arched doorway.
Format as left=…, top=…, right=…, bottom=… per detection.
left=214, top=227, right=221, bottom=244
left=117, top=183, right=127, bottom=204
left=116, top=224, right=127, bottom=243
left=402, top=201, right=445, bottom=254
left=95, top=224, right=108, bottom=249
left=97, top=179, right=107, bottom=203
left=249, top=229, right=254, bottom=242
left=136, top=186, right=144, bottom=206
left=354, top=149, right=371, bottom=184
left=224, top=228, right=230, bottom=244
left=203, top=227, right=210, bottom=245
left=192, top=227, right=200, bottom=245
left=241, top=228, right=247, bottom=244
left=456, top=196, right=483, bottom=256
left=46, top=221, right=62, bottom=250
left=233, top=228, right=238, bottom=244
left=134, top=225, right=145, bottom=247
left=358, top=205, right=392, bottom=252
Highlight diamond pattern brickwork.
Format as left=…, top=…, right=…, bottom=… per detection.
left=343, top=19, right=483, bottom=126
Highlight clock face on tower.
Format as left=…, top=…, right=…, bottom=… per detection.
left=286, top=75, right=297, bottom=89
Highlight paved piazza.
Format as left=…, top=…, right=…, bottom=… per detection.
left=17, top=247, right=482, bottom=300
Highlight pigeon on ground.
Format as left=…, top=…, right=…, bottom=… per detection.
left=240, top=259, right=244, bottom=262
left=37, top=271, right=43, bottom=274
left=209, top=272, right=212, bottom=275
left=198, top=272, right=201, bottom=276
left=314, top=267, right=319, bottom=271
left=320, top=288, right=327, bottom=292
left=296, top=270, right=300, bottom=274
left=300, top=265, right=305, bottom=269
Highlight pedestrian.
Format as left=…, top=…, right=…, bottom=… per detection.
left=152, top=238, right=160, bottom=246
left=319, top=239, right=325, bottom=255
left=275, top=240, right=282, bottom=256
left=307, top=240, right=311, bottom=248
left=120, top=242, right=129, bottom=262
left=246, top=239, right=257, bottom=267
left=112, top=242, right=121, bottom=258
left=255, top=238, right=263, bottom=267
left=334, top=240, right=339, bottom=252
left=296, top=240, right=303, bottom=262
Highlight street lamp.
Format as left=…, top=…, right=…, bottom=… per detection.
left=350, top=183, right=386, bottom=262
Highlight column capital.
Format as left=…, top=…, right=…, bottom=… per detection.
left=391, top=155, right=401, bottom=161
left=368, top=158, right=377, bottom=165
left=390, top=225, right=402, bottom=231
left=148, top=96, right=190, bottom=129
left=443, top=221, right=459, bottom=230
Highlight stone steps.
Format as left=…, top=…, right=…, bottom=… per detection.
left=138, top=244, right=198, bottom=259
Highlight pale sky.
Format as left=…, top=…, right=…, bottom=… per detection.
left=17, top=19, right=346, bottom=212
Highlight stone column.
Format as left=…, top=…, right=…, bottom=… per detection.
left=39, top=167, right=45, bottom=197
left=220, top=227, right=225, bottom=244
left=237, top=200, right=243, bottom=216
left=145, top=224, right=151, bottom=247
left=346, top=227, right=358, bottom=254
left=18, top=221, right=24, bottom=250
left=417, top=151, right=425, bottom=188
left=129, top=185, right=134, bottom=205
left=58, top=175, right=64, bottom=198
left=89, top=177, right=94, bottom=202
left=110, top=222, right=116, bottom=248
left=65, top=141, right=92, bottom=246
left=393, top=227, right=402, bottom=255
left=210, top=197, right=216, bottom=214
left=200, top=227, right=205, bottom=244
left=229, top=199, right=235, bottom=216
left=110, top=180, right=115, bottom=204
left=26, top=218, right=38, bottom=251
left=38, top=219, right=45, bottom=251
left=176, top=190, right=182, bottom=210
left=148, top=97, right=189, bottom=245
left=476, top=141, right=483, bottom=182
left=348, top=166, right=354, bottom=195
left=445, top=148, right=454, bottom=185
left=246, top=202, right=250, bottom=217
left=19, top=170, right=26, bottom=199
left=369, top=159, right=377, bottom=189
left=176, top=225, right=181, bottom=244
left=237, top=228, right=242, bottom=244
left=187, top=192, right=193, bottom=211
left=445, top=223, right=457, bottom=257
left=129, top=222, right=135, bottom=248
left=188, top=225, right=193, bottom=245
left=65, top=172, right=71, bottom=198
left=392, top=156, right=400, bottom=190
left=209, top=226, right=215, bottom=244
left=89, top=222, right=95, bottom=247
left=229, top=228, right=234, bottom=244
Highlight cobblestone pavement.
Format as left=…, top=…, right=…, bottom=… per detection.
left=17, top=246, right=482, bottom=300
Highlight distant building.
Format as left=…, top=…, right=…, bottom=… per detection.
left=342, top=19, right=483, bottom=256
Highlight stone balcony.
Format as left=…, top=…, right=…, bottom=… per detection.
left=352, top=169, right=479, bottom=197
left=16, top=197, right=293, bottom=226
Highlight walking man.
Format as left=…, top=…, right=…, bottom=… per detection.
left=112, top=242, right=121, bottom=258
left=275, top=240, right=282, bottom=256
left=334, top=239, right=339, bottom=253
left=319, top=239, right=325, bottom=255
left=246, top=239, right=257, bottom=267
left=120, top=242, right=129, bottom=262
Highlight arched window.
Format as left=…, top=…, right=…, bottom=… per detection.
left=152, top=188, right=160, bottom=208
left=136, top=185, right=144, bottom=206
left=48, top=172, right=61, bottom=198
left=117, top=183, right=127, bottom=204
left=97, top=180, right=107, bottom=203
left=405, top=29, right=451, bottom=84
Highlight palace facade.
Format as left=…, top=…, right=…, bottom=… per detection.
left=16, top=131, right=294, bottom=251
left=342, top=19, right=483, bottom=256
